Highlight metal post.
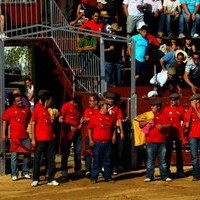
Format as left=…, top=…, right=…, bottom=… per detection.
left=0, top=40, right=5, bottom=175
left=130, top=39, right=137, bottom=169
left=100, top=37, right=106, bottom=95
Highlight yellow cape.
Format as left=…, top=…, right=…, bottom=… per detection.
left=132, top=111, right=154, bottom=146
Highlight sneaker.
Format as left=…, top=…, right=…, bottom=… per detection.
left=23, top=174, right=31, bottom=179
left=85, top=171, right=91, bottom=177
left=163, top=177, right=172, bottom=182
left=12, top=176, right=18, bottom=181
left=31, top=181, right=39, bottom=187
left=98, top=172, right=103, bottom=177
left=113, top=170, right=118, bottom=175
left=144, top=178, right=151, bottom=182
left=47, top=180, right=59, bottom=186
left=61, top=170, right=68, bottom=177
left=192, top=33, right=199, bottom=38
left=178, top=33, right=185, bottom=38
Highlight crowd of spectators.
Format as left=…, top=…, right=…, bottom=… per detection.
left=63, top=0, right=200, bottom=95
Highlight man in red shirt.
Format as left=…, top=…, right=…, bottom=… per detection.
left=2, top=94, right=31, bottom=181
left=163, top=93, right=185, bottom=177
left=31, top=91, right=59, bottom=186
left=59, top=97, right=82, bottom=178
left=88, top=100, right=116, bottom=183
left=184, top=94, right=200, bottom=181
left=103, top=92, right=124, bottom=174
left=81, top=93, right=99, bottom=177
left=81, top=10, right=104, bottom=33
left=139, top=99, right=172, bottom=182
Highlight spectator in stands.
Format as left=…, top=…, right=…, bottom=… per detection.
left=100, top=10, right=116, bottom=33
left=128, top=21, right=149, bottom=83
left=184, top=93, right=200, bottom=181
left=163, top=93, right=185, bottom=178
left=138, top=99, right=172, bottom=182
left=104, top=23, right=125, bottom=86
left=76, top=27, right=98, bottom=53
left=143, top=0, right=164, bottom=35
left=160, top=42, right=178, bottom=70
left=156, top=32, right=168, bottom=58
left=81, top=10, right=105, bottom=32
left=70, top=0, right=91, bottom=26
left=160, top=0, right=184, bottom=38
left=123, top=0, right=145, bottom=37
left=180, top=0, right=200, bottom=37
left=182, top=36, right=197, bottom=58
left=183, top=52, right=200, bottom=94
left=61, top=0, right=78, bottom=21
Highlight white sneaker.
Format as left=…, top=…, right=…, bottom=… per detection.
left=23, top=174, right=31, bottom=179
left=31, top=181, right=39, bottom=187
left=47, top=180, right=59, bottom=186
left=144, top=178, right=151, bottom=182
left=12, top=176, right=18, bottom=181
left=178, top=33, right=185, bottom=38
left=192, top=33, right=199, bottom=38
left=165, top=177, right=172, bottom=182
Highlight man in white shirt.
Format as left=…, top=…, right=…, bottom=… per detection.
left=123, top=0, right=145, bottom=37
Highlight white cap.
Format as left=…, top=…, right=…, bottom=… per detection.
left=136, top=21, right=147, bottom=30
left=97, top=0, right=107, bottom=4
left=147, top=90, right=158, bottom=98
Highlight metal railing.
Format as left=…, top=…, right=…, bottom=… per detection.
left=0, top=0, right=131, bottom=95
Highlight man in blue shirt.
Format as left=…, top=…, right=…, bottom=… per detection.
left=128, top=21, right=149, bottom=83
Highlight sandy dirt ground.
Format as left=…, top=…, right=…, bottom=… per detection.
left=1, top=156, right=200, bottom=200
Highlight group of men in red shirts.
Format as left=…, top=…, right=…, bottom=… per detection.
left=137, top=92, right=200, bottom=182
left=2, top=89, right=125, bottom=185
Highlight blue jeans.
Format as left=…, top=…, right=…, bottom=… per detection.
left=105, top=62, right=122, bottom=86
left=61, top=131, right=82, bottom=172
left=11, top=138, right=31, bottom=177
left=189, top=138, right=200, bottom=177
left=182, top=12, right=200, bottom=35
left=91, top=141, right=113, bottom=181
left=146, top=142, right=169, bottom=180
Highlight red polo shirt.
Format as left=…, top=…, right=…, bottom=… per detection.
left=32, top=104, right=54, bottom=141
left=2, top=105, right=31, bottom=139
left=145, top=110, right=170, bottom=143
left=163, top=105, right=185, bottom=138
left=88, top=112, right=115, bottom=141
left=60, top=102, right=81, bottom=128
left=108, top=105, right=123, bottom=121
left=184, top=106, right=200, bottom=138
left=81, top=20, right=104, bottom=32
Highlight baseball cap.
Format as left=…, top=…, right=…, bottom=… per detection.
left=97, top=0, right=107, bottom=4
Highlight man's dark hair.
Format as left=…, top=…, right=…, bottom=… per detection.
left=89, top=93, right=99, bottom=102
left=40, top=92, right=52, bottom=105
